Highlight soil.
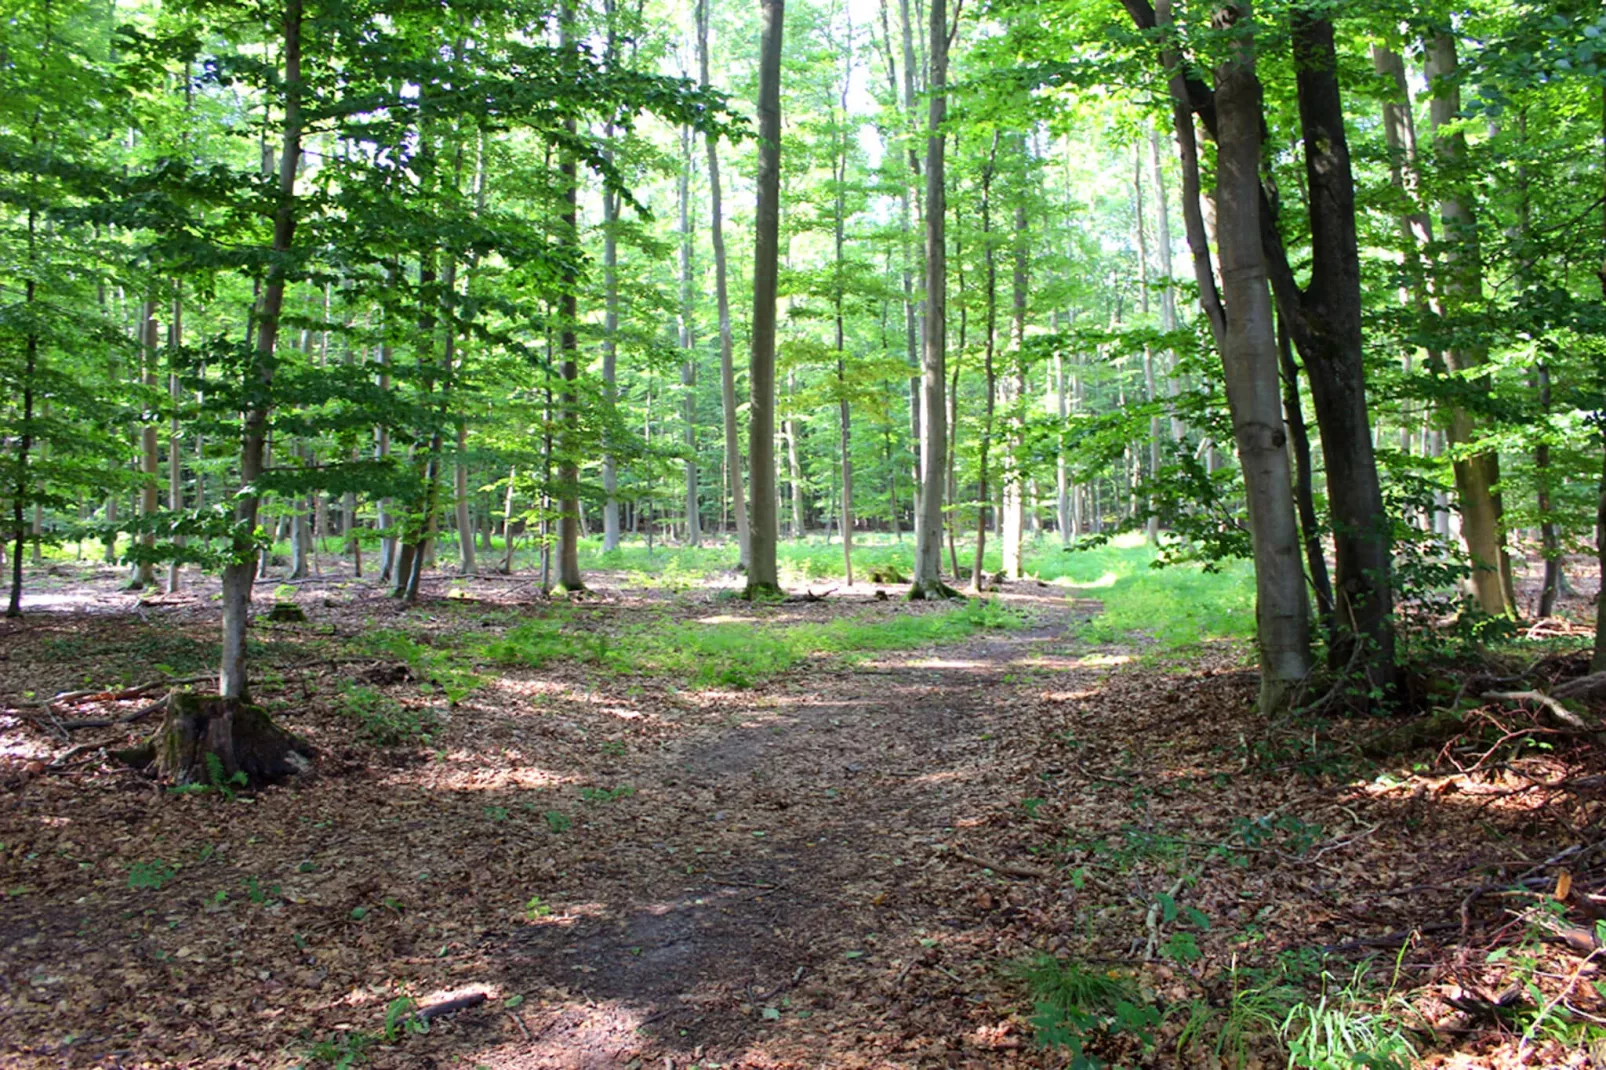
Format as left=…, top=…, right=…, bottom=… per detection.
left=0, top=552, right=1603, bottom=1068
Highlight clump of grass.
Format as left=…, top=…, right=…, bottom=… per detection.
left=1015, top=954, right=1160, bottom=1067
left=338, top=683, right=439, bottom=745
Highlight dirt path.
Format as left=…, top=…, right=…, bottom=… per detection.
left=486, top=600, right=1094, bottom=1068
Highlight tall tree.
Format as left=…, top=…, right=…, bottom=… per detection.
left=745, top=0, right=784, bottom=597
left=909, top=0, right=956, bottom=599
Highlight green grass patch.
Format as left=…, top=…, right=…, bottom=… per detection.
left=483, top=597, right=1025, bottom=689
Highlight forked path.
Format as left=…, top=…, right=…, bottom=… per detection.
left=491, top=590, right=1100, bottom=1069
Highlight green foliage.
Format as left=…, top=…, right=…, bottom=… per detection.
left=1016, top=955, right=1161, bottom=1068
left=127, top=859, right=177, bottom=891
left=337, top=683, right=438, bottom=746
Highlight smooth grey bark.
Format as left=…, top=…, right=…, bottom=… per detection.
left=1134, top=146, right=1160, bottom=546
left=1149, top=127, right=1183, bottom=443
left=745, top=0, right=784, bottom=595
left=167, top=289, right=183, bottom=592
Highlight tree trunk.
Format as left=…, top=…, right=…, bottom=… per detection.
left=909, top=0, right=955, bottom=599
left=221, top=0, right=302, bottom=706
left=1425, top=31, right=1514, bottom=617
left=117, top=691, right=312, bottom=789
left=1211, top=5, right=1312, bottom=712
left=555, top=7, right=586, bottom=593
left=1272, top=9, right=1395, bottom=690
left=699, top=0, right=750, bottom=571
left=1279, top=314, right=1335, bottom=632
left=1134, top=146, right=1160, bottom=546
left=745, top=0, right=784, bottom=596
left=679, top=123, right=701, bottom=547
left=135, top=310, right=160, bottom=590
left=974, top=153, right=997, bottom=593
left=1001, top=174, right=1029, bottom=576
left=1055, top=349, right=1071, bottom=545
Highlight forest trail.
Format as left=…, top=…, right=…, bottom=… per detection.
left=3, top=572, right=1598, bottom=1069
left=494, top=590, right=1099, bottom=1067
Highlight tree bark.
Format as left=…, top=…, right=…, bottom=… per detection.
left=220, top=0, right=302, bottom=703
left=135, top=309, right=160, bottom=589
left=1001, top=162, right=1029, bottom=577
left=698, top=0, right=750, bottom=571
left=1425, top=30, right=1515, bottom=617
left=555, top=6, right=585, bottom=593
left=1211, top=3, right=1312, bottom=711
left=679, top=123, right=700, bottom=547
left=1277, top=8, right=1395, bottom=688
left=745, top=0, right=784, bottom=596
left=910, top=0, right=955, bottom=599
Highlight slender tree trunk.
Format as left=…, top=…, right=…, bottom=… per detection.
left=910, top=0, right=953, bottom=598
left=136, top=309, right=160, bottom=589
left=1150, top=127, right=1183, bottom=443
left=221, top=0, right=301, bottom=702
left=1592, top=85, right=1606, bottom=672
left=1055, top=349, right=1071, bottom=545
left=679, top=123, right=700, bottom=547
left=974, top=155, right=997, bottom=592
left=1279, top=314, right=1335, bottom=630
left=1425, top=31, right=1514, bottom=617
left=1134, top=146, right=1160, bottom=546
left=745, top=0, right=784, bottom=595
left=1002, top=166, right=1029, bottom=576
left=699, top=0, right=749, bottom=570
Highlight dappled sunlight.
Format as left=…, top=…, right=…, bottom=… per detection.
left=1075, top=652, right=1132, bottom=667
left=1051, top=570, right=1120, bottom=590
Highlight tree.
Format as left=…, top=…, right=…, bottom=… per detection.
left=746, top=0, right=785, bottom=598
left=909, top=0, right=958, bottom=600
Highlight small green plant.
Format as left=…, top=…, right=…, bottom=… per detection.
left=483, top=805, right=509, bottom=823
left=542, top=810, right=572, bottom=832
left=1016, top=955, right=1160, bottom=1068
left=243, top=875, right=282, bottom=905
left=382, top=997, right=428, bottom=1041
left=524, top=895, right=552, bottom=920
left=169, top=752, right=250, bottom=799
left=580, top=785, right=635, bottom=805
left=304, top=1029, right=376, bottom=1068
left=1280, top=963, right=1415, bottom=1070
left=338, top=683, right=438, bottom=745
left=599, top=739, right=627, bottom=757
left=128, top=860, right=177, bottom=890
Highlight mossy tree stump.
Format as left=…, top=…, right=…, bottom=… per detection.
left=115, top=691, right=313, bottom=788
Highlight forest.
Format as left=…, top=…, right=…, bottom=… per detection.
left=2, top=0, right=1606, bottom=1065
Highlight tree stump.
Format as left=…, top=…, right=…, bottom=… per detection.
left=267, top=601, right=307, bottom=622
left=115, top=691, right=314, bottom=788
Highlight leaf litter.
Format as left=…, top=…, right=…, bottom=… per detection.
left=0, top=562, right=1604, bottom=1068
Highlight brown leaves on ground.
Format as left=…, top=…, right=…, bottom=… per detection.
left=1, top=562, right=1604, bottom=1068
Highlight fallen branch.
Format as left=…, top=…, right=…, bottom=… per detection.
left=941, top=844, right=1051, bottom=880
left=56, top=695, right=171, bottom=731
left=416, top=992, right=487, bottom=1023
left=1484, top=690, right=1594, bottom=732
left=47, top=675, right=212, bottom=708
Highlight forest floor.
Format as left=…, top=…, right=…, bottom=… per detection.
left=2, top=544, right=1604, bottom=1069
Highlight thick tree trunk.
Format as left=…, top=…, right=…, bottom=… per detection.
left=1212, top=7, right=1312, bottom=712
left=118, top=692, right=312, bottom=789
left=745, top=0, right=784, bottom=596
left=910, top=0, right=955, bottom=599
left=1277, top=9, right=1396, bottom=689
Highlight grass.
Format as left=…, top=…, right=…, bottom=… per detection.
left=485, top=597, right=1028, bottom=689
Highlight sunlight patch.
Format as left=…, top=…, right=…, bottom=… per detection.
left=1076, top=653, right=1131, bottom=667
left=1051, top=570, right=1119, bottom=589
